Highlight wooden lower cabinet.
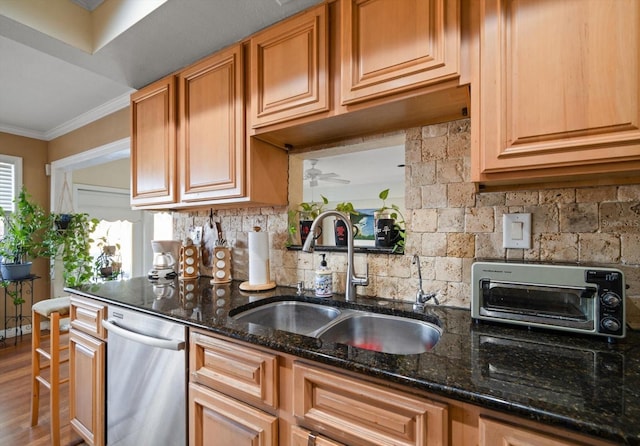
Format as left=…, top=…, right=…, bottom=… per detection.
left=69, top=296, right=107, bottom=446
left=189, top=383, right=278, bottom=446
left=189, top=331, right=618, bottom=446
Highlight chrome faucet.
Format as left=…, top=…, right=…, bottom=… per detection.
left=412, top=254, right=439, bottom=311
left=302, top=211, right=368, bottom=301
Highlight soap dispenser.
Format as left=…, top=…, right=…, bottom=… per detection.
left=314, top=254, right=332, bottom=297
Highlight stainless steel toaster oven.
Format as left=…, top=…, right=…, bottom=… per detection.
left=471, top=261, right=626, bottom=339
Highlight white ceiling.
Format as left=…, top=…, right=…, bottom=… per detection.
left=0, top=0, right=323, bottom=140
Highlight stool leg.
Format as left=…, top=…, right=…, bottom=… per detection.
left=50, top=311, right=61, bottom=446
left=30, top=311, right=41, bottom=427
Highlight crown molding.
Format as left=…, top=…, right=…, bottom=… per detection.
left=0, top=92, right=132, bottom=141
left=44, top=92, right=132, bottom=140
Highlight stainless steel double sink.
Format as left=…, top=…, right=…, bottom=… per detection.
left=231, top=300, right=441, bottom=355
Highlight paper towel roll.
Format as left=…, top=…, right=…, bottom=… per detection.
left=248, top=231, right=270, bottom=285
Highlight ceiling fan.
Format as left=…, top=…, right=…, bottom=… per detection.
left=304, top=159, right=350, bottom=187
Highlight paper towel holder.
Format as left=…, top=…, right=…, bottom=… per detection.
left=240, top=227, right=276, bottom=291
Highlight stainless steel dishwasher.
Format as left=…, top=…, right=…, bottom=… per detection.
left=102, top=305, right=188, bottom=446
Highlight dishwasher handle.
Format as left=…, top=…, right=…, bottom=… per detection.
left=102, top=319, right=186, bottom=351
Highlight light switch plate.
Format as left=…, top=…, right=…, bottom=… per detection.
left=503, top=213, right=531, bottom=249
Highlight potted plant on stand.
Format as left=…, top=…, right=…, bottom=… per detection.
left=94, top=234, right=122, bottom=280
left=0, top=188, right=48, bottom=280
left=374, top=188, right=405, bottom=253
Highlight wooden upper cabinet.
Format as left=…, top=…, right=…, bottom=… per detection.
left=341, top=0, right=460, bottom=105
left=472, top=0, right=640, bottom=185
left=179, top=44, right=244, bottom=202
left=130, top=75, right=176, bottom=207
left=250, top=4, right=329, bottom=128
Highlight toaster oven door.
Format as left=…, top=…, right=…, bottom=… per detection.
left=479, top=279, right=597, bottom=330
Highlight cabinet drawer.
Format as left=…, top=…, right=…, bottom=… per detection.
left=190, top=331, right=278, bottom=410
left=293, top=362, right=448, bottom=446
left=70, top=296, right=107, bottom=340
left=291, top=425, right=344, bottom=446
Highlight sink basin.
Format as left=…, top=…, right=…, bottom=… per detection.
left=317, top=313, right=441, bottom=355
left=232, top=301, right=342, bottom=335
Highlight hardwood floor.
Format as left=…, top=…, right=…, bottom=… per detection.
left=0, top=334, right=85, bottom=446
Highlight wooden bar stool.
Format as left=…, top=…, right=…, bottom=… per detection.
left=31, top=296, right=70, bottom=446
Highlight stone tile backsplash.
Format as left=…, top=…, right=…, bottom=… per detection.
left=174, top=118, right=640, bottom=317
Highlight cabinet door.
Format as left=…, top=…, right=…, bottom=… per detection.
left=293, top=362, right=448, bottom=446
left=341, top=0, right=460, bottom=105
left=479, top=417, right=589, bottom=446
left=189, top=383, right=277, bottom=446
left=250, top=3, right=329, bottom=128
left=473, top=0, right=640, bottom=184
left=179, top=44, right=244, bottom=202
left=69, top=329, right=105, bottom=446
left=130, top=75, right=177, bottom=207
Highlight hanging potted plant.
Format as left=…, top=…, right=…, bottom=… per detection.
left=0, top=188, right=48, bottom=280
left=374, top=188, right=405, bottom=253
left=43, top=213, right=99, bottom=287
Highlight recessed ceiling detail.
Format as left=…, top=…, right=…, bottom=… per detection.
left=69, top=0, right=104, bottom=12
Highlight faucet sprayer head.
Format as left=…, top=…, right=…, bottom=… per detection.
left=301, top=231, right=316, bottom=252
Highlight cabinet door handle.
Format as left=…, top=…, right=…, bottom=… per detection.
left=307, top=432, right=317, bottom=446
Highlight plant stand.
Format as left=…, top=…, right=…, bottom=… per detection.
left=1, top=275, right=38, bottom=345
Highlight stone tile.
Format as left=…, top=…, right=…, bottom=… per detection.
left=506, top=191, right=539, bottom=206
left=476, top=191, right=506, bottom=207
left=410, top=208, right=438, bottom=232
left=437, top=208, right=465, bottom=232
left=447, top=119, right=471, bottom=158
left=421, top=232, right=447, bottom=257
left=448, top=183, right=476, bottom=207
left=388, top=255, right=412, bottom=278
left=405, top=127, right=422, bottom=140
left=475, top=233, right=504, bottom=259
left=405, top=185, right=422, bottom=209
left=465, top=207, right=494, bottom=233
left=437, top=159, right=466, bottom=183
left=410, top=162, right=436, bottom=186
left=559, top=203, right=598, bottom=233
left=405, top=138, right=422, bottom=164
left=539, top=188, right=575, bottom=204
left=435, top=257, right=463, bottom=281
left=621, top=234, right=640, bottom=264
left=421, top=184, right=448, bottom=208
left=411, top=255, right=437, bottom=280
left=600, top=202, right=640, bottom=233
left=375, top=276, right=399, bottom=299
left=576, top=186, right=617, bottom=203
left=422, top=122, right=449, bottom=138
left=367, top=254, right=389, bottom=277
left=578, top=233, right=620, bottom=264
left=447, top=233, right=475, bottom=258
left=539, top=233, right=578, bottom=262
left=422, top=135, right=448, bottom=161
left=618, top=185, right=640, bottom=201
left=527, top=204, right=559, bottom=234
left=445, top=281, right=471, bottom=308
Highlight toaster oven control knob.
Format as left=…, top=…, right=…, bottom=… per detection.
left=601, top=317, right=621, bottom=332
left=601, top=292, right=622, bottom=308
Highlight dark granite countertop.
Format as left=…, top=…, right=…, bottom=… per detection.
left=67, top=277, right=640, bottom=445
